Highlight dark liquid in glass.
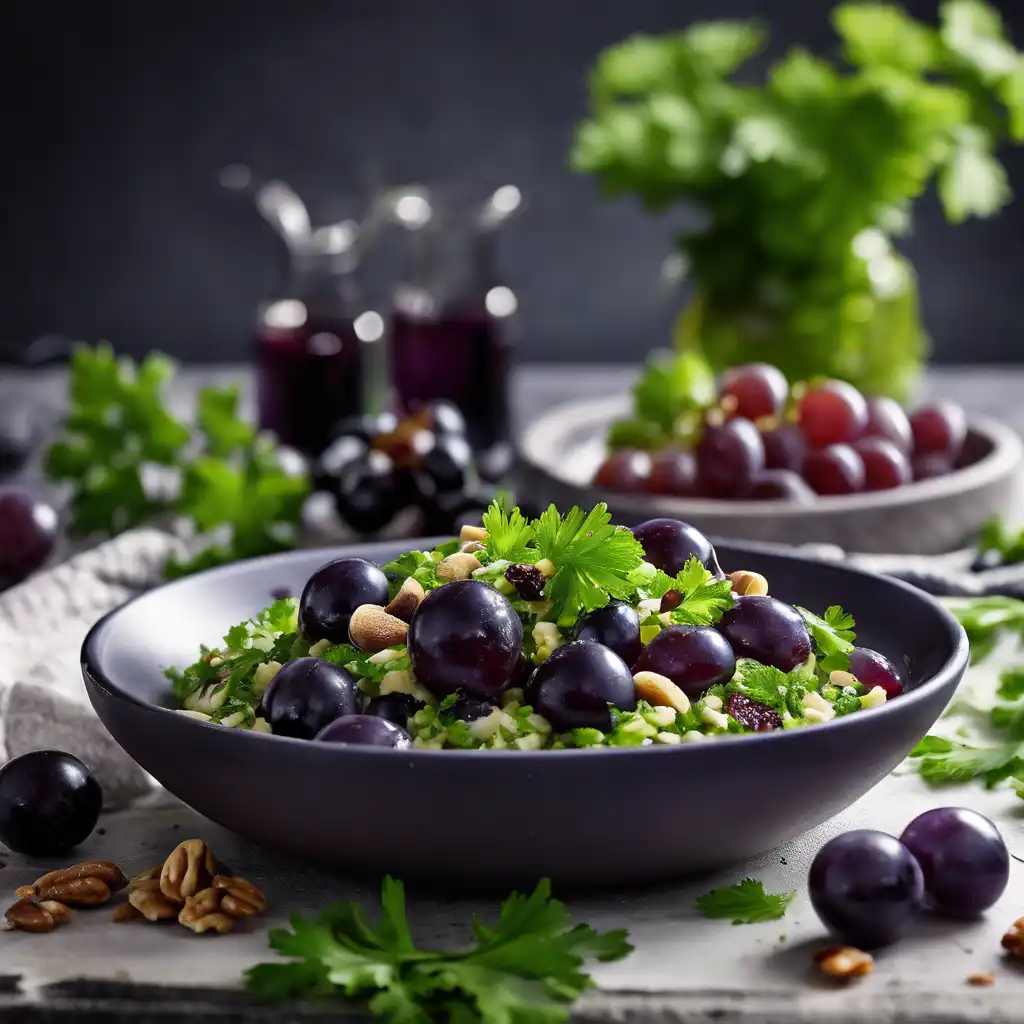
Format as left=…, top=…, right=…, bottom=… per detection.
left=390, top=304, right=512, bottom=456
left=256, top=306, right=363, bottom=457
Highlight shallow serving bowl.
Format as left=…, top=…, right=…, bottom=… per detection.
left=82, top=540, right=968, bottom=886
left=517, top=395, right=1023, bottom=554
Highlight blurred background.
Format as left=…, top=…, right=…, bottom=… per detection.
left=2, top=0, right=1023, bottom=366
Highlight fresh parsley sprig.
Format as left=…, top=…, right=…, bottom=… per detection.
left=44, top=344, right=311, bottom=577
left=696, top=878, right=795, bottom=925
left=245, top=877, right=633, bottom=1022
left=534, top=503, right=646, bottom=627
left=796, top=605, right=856, bottom=672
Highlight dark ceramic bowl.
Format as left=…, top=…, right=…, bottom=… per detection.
left=82, top=540, right=968, bottom=886
left=518, top=396, right=1024, bottom=554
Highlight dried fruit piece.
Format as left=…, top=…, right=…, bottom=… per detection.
left=659, top=589, right=682, bottom=613
left=504, top=564, right=547, bottom=601
left=726, top=692, right=783, bottom=732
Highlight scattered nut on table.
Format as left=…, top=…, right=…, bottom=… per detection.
left=968, top=972, right=995, bottom=986
left=814, top=945, right=874, bottom=979
left=160, top=839, right=216, bottom=902
left=178, top=888, right=234, bottom=934
left=4, top=897, right=71, bottom=933
left=213, top=875, right=268, bottom=918
left=127, top=887, right=178, bottom=922
left=1002, top=917, right=1024, bottom=959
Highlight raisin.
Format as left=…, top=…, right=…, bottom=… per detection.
left=726, top=692, right=783, bottom=732
left=505, top=563, right=547, bottom=601
left=660, top=589, right=682, bottom=613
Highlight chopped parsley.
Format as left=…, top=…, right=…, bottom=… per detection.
left=696, top=878, right=795, bottom=925
left=482, top=502, right=537, bottom=563
left=245, top=876, right=633, bottom=1022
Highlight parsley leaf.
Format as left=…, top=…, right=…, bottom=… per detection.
left=948, top=596, right=1024, bottom=665
left=482, top=501, right=536, bottom=563
left=245, top=876, right=633, bottom=1023
left=534, top=503, right=646, bottom=627
left=796, top=605, right=856, bottom=672
left=909, top=735, right=1024, bottom=786
left=696, top=878, right=795, bottom=925
left=671, top=556, right=735, bottom=626
left=727, top=659, right=791, bottom=711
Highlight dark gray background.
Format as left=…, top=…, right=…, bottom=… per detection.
left=2, top=0, right=1022, bottom=364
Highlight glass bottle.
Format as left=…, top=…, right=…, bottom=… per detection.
left=388, top=186, right=520, bottom=480
left=227, top=171, right=381, bottom=457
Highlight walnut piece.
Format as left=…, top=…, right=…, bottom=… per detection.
left=160, top=840, right=216, bottom=903
left=814, top=946, right=874, bottom=979
left=178, top=888, right=234, bottom=934
left=1002, top=917, right=1024, bottom=959
left=212, top=875, right=268, bottom=918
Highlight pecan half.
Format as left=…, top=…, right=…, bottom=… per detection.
left=4, top=898, right=55, bottom=933
left=160, top=840, right=215, bottom=903
left=1002, top=917, right=1024, bottom=959
left=814, top=945, right=874, bottom=979
left=37, top=901, right=72, bottom=926
left=178, top=888, right=234, bottom=934
left=33, top=861, right=125, bottom=893
left=14, top=885, right=36, bottom=900
left=36, top=877, right=111, bottom=907
left=112, top=902, right=143, bottom=923
left=212, top=875, right=268, bottom=918
left=127, top=887, right=177, bottom=922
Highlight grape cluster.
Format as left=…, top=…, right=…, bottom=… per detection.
left=595, top=363, right=968, bottom=500
left=316, top=401, right=498, bottom=535
left=809, top=808, right=1009, bottom=949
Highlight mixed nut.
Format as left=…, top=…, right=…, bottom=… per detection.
left=4, top=839, right=267, bottom=937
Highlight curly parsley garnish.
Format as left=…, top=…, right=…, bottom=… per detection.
left=696, top=878, right=795, bottom=925
left=796, top=604, right=856, bottom=672
left=245, top=877, right=633, bottom=1022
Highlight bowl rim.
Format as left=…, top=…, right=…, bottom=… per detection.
left=518, top=396, right=1024, bottom=518
left=81, top=536, right=970, bottom=761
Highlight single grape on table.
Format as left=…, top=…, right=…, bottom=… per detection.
left=169, top=504, right=902, bottom=751
left=593, top=362, right=969, bottom=503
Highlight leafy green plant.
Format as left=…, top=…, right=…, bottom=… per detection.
left=696, top=877, right=795, bottom=924
left=573, top=1, right=1024, bottom=400
left=245, top=877, right=632, bottom=1022
left=44, top=343, right=310, bottom=576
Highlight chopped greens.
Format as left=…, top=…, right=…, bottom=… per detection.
left=796, top=605, right=855, bottom=672
left=245, top=876, right=633, bottom=1022
left=696, top=878, right=795, bottom=925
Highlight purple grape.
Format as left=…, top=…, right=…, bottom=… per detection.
left=416, top=433, right=473, bottom=495
left=745, top=470, right=815, bottom=502
left=900, top=808, right=1009, bottom=917
left=632, top=626, right=736, bottom=698
left=802, top=444, right=865, bottom=495
left=331, top=452, right=406, bottom=534
left=761, top=424, right=807, bottom=473
left=365, top=693, right=425, bottom=730
left=570, top=601, right=642, bottom=667
left=910, top=401, right=967, bottom=460
left=864, top=396, right=912, bottom=451
left=449, top=696, right=497, bottom=723
left=407, top=580, right=523, bottom=699
left=854, top=438, right=911, bottom=491
left=0, top=490, right=58, bottom=588
left=696, top=419, right=765, bottom=498
left=261, top=657, right=359, bottom=739
left=633, top=519, right=722, bottom=577
left=717, top=596, right=811, bottom=671
left=425, top=400, right=467, bottom=438
left=594, top=449, right=651, bottom=493
left=526, top=641, right=636, bottom=731
left=809, top=830, right=925, bottom=948
left=299, top=558, right=390, bottom=644
left=798, top=381, right=868, bottom=448
left=645, top=448, right=697, bottom=497
left=848, top=647, right=904, bottom=699
left=0, top=750, right=102, bottom=857
left=315, top=714, right=411, bottom=748
left=720, top=363, right=789, bottom=421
